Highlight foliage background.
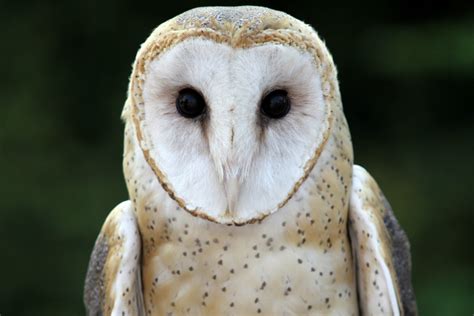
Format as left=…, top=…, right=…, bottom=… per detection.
left=1, top=0, right=473, bottom=314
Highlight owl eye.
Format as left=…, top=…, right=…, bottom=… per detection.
left=176, top=88, right=206, bottom=118
left=260, top=90, right=291, bottom=119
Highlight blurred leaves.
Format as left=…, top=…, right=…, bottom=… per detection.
left=362, top=21, right=474, bottom=76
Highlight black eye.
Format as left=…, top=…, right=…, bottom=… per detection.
left=176, top=88, right=206, bottom=118
left=260, top=90, right=291, bottom=119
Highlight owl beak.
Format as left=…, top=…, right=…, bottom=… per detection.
left=224, top=176, right=240, bottom=214
left=208, top=121, right=250, bottom=214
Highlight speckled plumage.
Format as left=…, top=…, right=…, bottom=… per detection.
left=84, top=6, right=416, bottom=316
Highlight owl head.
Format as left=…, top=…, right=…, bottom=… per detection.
left=122, top=6, right=347, bottom=225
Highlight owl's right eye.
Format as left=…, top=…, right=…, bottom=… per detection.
left=176, top=88, right=206, bottom=118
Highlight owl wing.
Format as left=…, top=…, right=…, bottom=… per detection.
left=349, top=165, right=417, bottom=316
left=84, top=201, right=145, bottom=316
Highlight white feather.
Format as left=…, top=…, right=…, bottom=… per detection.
left=140, top=38, right=329, bottom=223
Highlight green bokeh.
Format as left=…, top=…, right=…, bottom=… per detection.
left=1, top=0, right=473, bottom=314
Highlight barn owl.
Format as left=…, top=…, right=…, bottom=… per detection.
left=84, top=6, right=416, bottom=316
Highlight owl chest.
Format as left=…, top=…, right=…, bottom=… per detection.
left=137, top=196, right=358, bottom=315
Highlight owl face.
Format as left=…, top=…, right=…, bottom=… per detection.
left=127, top=7, right=339, bottom=224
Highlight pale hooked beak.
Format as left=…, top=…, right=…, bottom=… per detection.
left=208, top=115, right=255, bottom=215
left=224, top=176, right=240, bottom=214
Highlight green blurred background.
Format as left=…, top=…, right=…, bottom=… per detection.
left=1, top=0, right=473, bottom=314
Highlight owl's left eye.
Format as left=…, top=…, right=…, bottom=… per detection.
left=176, top=88, right=206, bottom=118
left=260, top=90, right=291, bottom=119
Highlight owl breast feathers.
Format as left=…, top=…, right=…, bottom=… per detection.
left=84, top=6, right=416, bottom=316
